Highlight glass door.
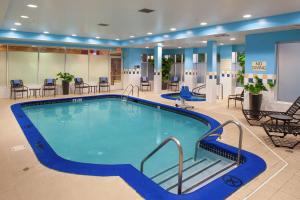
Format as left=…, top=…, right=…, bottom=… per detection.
left=110, top=57, right=121, bottom=85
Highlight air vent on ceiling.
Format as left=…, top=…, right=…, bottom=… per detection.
left=215, top=33, right=230, bottom=38
left=138, top=8, right=155, bottom=13
left=98, top=23, right=109, bottom=27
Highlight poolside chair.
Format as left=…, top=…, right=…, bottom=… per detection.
left=169, top=76, right=180, bottom=91
left=140, top=76, right=151, bottom=91
left=242, top=96, right=300, bottom=126
left=10, top=80, right=29, bottom=100
left=98, top=77, right=110, bottom=92
left=175, top=86, right=194, bottom=110
left=42, top=78, right=56, bottom=97
left=228, top=89, right=244, bottom=108
left=263, top=123, right=300, bottom=149
left=74, top=78, right=90, bottom=94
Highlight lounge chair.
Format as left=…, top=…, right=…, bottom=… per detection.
left=169, top=76, right=180, bottom=91
left=175, top=86, right=194, bottom=110
left=10, top=80, right=29, bottom=99
left=228, top=89, right=244, bottom=108
left=242, top=96, right=300, bottom=126
left=98, top=77, right=110, bottom=92
left=42, top=78, right=56, bottom=97
left=263, top=123, right=300, bottom=149
left=74, top=78, right=90, bottom=94
left=140, top=76, right=151, bottom=91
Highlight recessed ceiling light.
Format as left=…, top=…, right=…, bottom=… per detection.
left=243, top=14, right=252, bottom=19
left=27, top=4, right=38, bottom=8
left=145, top=46, right=149, bottom=49
left=230, top=38, right=236, bottom=41
left=43, top=31, right=49, bottom=34
left=170, top=28, right=176, bottom=31
left=71, top=34, right=77, bottom=37
left=220, top=43, right=224, bottom=46
left=163, top=34, right=169, bottom=38
left=130, top=35, right=135, bottom=38
left=10, top=28, right=17, bottom=31
left=115, top=38, right=120, bottom=41
left=201, top=40, right=207, bottom=44
left=178, top=47, right=182, bottom=49
left=200, top=22, right=207, bottom=26
left=21, top=15, right=29, bottom=19
left=14, top=22, right=22, bottom=26
left=147, top=32, right=153, bottom=35
left=95, top=36, right=100, bottom=39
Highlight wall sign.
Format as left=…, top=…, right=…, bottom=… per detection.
left=252, top=61, right=267, bottom=71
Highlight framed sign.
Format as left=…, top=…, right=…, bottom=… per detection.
left=252, top=61, right=266, bottom=71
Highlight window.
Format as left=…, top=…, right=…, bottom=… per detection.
left=8, top=45, right=38, bottom=84
left=89, top=50, right=109, bottom=83
left=0, top=45, right=7, bottom=86
left=277, top=42, right=300, bottom=102
left=65, top=48, right=89, bottom=81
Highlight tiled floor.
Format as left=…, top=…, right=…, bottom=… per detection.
left=0, top=91, right=299, bottom=200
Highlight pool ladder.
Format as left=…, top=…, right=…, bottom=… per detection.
left=122, top=84, right=140, bottom=101
left=140, top=120, right=243, bottom=195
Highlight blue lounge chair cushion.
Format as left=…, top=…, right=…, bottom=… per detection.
left=13, top=80, right=21, bottom=85
left=75, top=78, right=83, bottom=84
left=180, top=86, right=192, bottom=99
left=99, top=77, right=108, bottom=83
left=141, top=76, right=148, bottom=82
left=46, top=79, right=54, bottom=85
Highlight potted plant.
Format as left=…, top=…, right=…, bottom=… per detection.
left=244, top=76, right=267, bottom=118
left=56, top=72, right=74, bottom=95
left=236, top=53, right=245, bottom=86
left=162, top=57, right=174, bottom=90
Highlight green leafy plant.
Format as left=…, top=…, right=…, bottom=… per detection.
left=56, top=72, right=74, bottom=82
left=162, top=57, right=174, bottom=81
left=244, top=76, right=267, bottom=95
left=267, top=81, right=276, bottom=89
left=237, top=53, right=245, bottom=86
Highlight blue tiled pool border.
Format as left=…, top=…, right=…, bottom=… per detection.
left=11, top=94, right=266, bottom=200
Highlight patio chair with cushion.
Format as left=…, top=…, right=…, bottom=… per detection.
left=10, top=80, right=29, bottom=99
left=74, top=78, right=90, bottom=94
left=98, top=77, right=110, bottom=92
left=169, top=76, right=180, bottom=91
left=42, top=78, right=56, bottom=97
left=228, top=89, right=244, bottom=108
left=140, top=76, right=151, bottom=91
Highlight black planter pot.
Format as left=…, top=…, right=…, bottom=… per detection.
left=249, top=93, right=263, bottom=119
left=62, top=81, right=70, bottom=95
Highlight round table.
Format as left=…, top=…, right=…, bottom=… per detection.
left=29, top=88, right=41, bottom=98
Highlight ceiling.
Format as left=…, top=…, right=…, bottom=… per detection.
left=1, top=0, right=300, bottom=42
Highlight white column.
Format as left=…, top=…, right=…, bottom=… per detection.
left=153, top=44, right=162, bottom=93
left=206, top=41, right=218, bottom=103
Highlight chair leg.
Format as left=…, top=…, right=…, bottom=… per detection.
left=235, top=99, right=237, bottom=107
left=228, top=99, right=230, bottom=108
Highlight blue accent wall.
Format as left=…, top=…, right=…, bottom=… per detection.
left=184, top=48, right=194, bottom=70
left=245, top=29, right=300, bottom=74
left=207, top=41, right=218, bottom=72
left=219, top=45, right=233, bottom=59
left=122, top=48, right=153, bottom=69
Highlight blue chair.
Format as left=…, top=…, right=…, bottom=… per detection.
left=42, top=78, right=56, bottom=97
left=140, top=76, right=151, bottom=91
left=74, top=78, right=90, bottom=94
left=99, top=77, right=110, bottom=92
left=169, top=76, right=180, bottom=91
left=10, top=80, right=28, bottom=99
left=180, top=86, right=192, bottom=100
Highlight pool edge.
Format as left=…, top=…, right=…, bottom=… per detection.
left=10, top=94, right=266, bottom=200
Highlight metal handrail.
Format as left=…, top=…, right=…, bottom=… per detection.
left=194, top=120, right=243, bottom=165
left=122, top=84, right=134, bottom=97
left=140, top=136, right=184, bottom=194
left=192, top=84, right=206, bottom=96
left=122, top=84, right=140, bottom=99
left=133, top=85, right=140, bottom=97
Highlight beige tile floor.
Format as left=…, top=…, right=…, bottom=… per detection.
left=0, top=91, right=299, bottom=200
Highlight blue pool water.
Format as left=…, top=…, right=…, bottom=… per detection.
left=22, top=98, right=210, bottom=176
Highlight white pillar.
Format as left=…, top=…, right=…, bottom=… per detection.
left=206, top=41, right=218, bottom=103
left=153, top=44, right=162, bottom=93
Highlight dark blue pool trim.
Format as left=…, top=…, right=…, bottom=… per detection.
left=11, top=94, right=266, bottom=200
left=161, top=93, right=206, bottom=101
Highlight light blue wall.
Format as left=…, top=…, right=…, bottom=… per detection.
left=154, top=45, right=163, bottom=70
left=219, top=45, right=233, bottom=59
left=184, top=48, right=194, bottom=70
left=207, top=41, right=218, bottom=72
left=122, top=48, right=153, bottom=69
left=245, top=29, right=300, bottom=74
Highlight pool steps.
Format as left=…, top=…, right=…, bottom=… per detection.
left=150, top=148, right=236, bottom=194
